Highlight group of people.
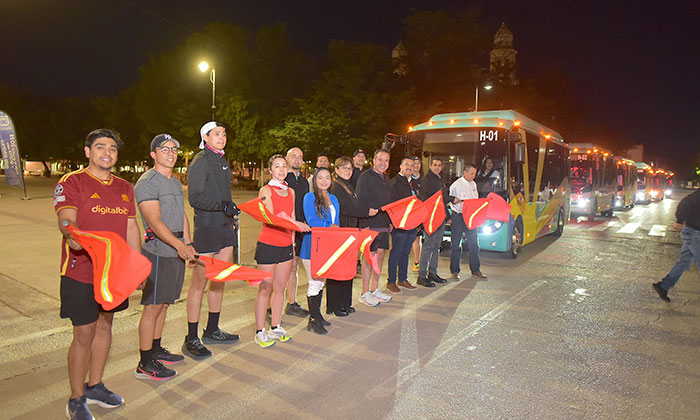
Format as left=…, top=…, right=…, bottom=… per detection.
left=54, top=122, right=489, bottom=420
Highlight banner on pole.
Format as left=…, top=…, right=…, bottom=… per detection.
left=0, top=111, right=25, bottom=190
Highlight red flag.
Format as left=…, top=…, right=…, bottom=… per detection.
left=198, top=255, right=269, bottom=286
left=238, top=198, right=302, bottom=232
left=485, top=192, right=511, bottom=222
left=310, top=227, right=360, bottom=280
left=66, top=225, right=151, bottom=311
left=359, top=229, right=380, bottom=274
left=422, top=190, right=446, bottom=235
left=461, top=198, right=490, bottom=230
left=381, top=195, right=428, bottom=230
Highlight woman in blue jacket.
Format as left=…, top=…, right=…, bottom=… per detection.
left=301, top=168, right=340, bottom=334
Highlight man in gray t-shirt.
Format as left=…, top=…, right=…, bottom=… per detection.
left=132, top=134, right=196, bottom=381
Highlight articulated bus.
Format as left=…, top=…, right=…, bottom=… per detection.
left=614, top=157, right=637, bottom=210
left=635, top=162, right=655, bottom=204
left=569, top=144, right=616, bottom=219
left=387, top=110, right=570, bottom=259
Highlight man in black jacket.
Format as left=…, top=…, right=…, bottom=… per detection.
left=183, top=122, right=240, bottom=361
left=283, top=147, right=310, bottom=317
left=653, top=189, right=700, bottom=301
left=386, top=157, right=419, bottom=294
left=416, top=156, right=451, bottom=287
left=356, top=149, right=393, bottom=306
left=349, top=149, right=366, bottom=188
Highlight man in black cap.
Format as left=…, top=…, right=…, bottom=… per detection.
left=349, top=149, right=367, bottom=188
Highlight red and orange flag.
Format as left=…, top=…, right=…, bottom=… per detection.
left=422, top=190, right=446, bottom=234
left=310, top=227, right=360, bottom=280
left=359, top=228, right=380, bottom=274
left=198, top=255, right=270, bottom=286
left=485, top=192, right=512, bottom=222
left=66, top=225, right=151, bottom=311
left=238, top=197, right=302, bottom=232
left=461, top=198, right=490, bottom=230
left=381, top=195, right=428, bottom=231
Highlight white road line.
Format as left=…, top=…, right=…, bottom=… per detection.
left=648, top=225, right=667, bottom=237
left=617, top=222, right=641, bottom=234
left=590, top=220, right=619, bottom=231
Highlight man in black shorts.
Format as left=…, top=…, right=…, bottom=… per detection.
left=283, top=146, right=310, bottom=317
left=134, top=134, right=197, bottom=381
left=55, top=129, right=141, bottom=420
left=184, top=122, right=240, bottom=360
left=356, top=149, right=394, bottom=306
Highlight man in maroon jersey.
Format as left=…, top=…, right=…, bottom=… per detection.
left=55, top=129, right=141, bottom=420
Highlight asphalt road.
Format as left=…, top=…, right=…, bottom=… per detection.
left=1, top=177, right=698, bottom=420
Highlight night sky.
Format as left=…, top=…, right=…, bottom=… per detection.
left=1, top=0, right=698, bottom=171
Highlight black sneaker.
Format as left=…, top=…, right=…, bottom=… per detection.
left=66, top=396, right=94, bottom=420
left=182, top=336, right=212, bottom=360
left=83, top=382, right=123, bottom=408
left=417, top=276, right=435, bottom=288
left=202, top=328, right=240, bottom=344
left=285, top=302, right=309, bottom=317
left=652, top=282, right=671, bottom=302
left=428, top=272, right=447, bottom=283
left=134, top=359, right=177, bottom=381
left=154, top=346, right=185, bottom=365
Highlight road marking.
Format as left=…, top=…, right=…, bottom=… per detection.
left=648, top=225, right=667, bottom=236
left=590, top=220, right=619, bottom=231
left=617, top=222, right=640, bottom=234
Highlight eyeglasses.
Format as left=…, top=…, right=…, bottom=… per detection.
left=157, top=146, right=179, bottom=154
left=338, top=166, right=352, bottom=171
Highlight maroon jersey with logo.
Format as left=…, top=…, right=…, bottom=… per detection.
left=54, top=169, right=136, bottom=284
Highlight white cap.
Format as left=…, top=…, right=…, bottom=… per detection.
left=199, top=121, right=219, bottom=149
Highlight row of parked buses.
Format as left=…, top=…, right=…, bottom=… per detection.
left=384, top=109, right=673, bottom=259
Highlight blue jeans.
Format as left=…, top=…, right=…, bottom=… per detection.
left=450, top=213, right=480, bottom=275
left=661, top=226, right=700, bottom=290
left=388, top=228, right=418, bottom=284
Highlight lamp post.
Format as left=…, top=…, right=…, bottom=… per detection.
left=198, top=61, right=216, bottom=120
left=474, top=81, right=493, bottom=112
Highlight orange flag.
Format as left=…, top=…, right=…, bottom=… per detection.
left=310, top=227, right=360, bottom=280
left=66, top=225, right=151, bottom=311
left=198, top=255, right=270, bottom=286
left=485, top=192, right=511, bottom=222
left=461, top=198, right=490, bottom=230
left=381, top=195, right=428, bottom=230
left=359, top=229, right=380, bottom=274
left=238, top=197, right=302, bottom=232
left=422, top=190, right=446, bottom=234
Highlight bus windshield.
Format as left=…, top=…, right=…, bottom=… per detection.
left=410, top=128, right=507, bottom=194
left=571, top=159, right=592, bottom=193
left=637, top=171, right=647, bottom=188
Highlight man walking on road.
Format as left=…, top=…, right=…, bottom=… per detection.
left=284, top=147, right=310, bottom=317
left=55, top=129, right=140, bottom=420
left=183, top=122, right=240, bottom=361
left=449, top=163, right=487, bottom=280
left=416, top=157, right=450, bottom=287
left=134, top=134, right=196, bottom=381
left=653, top=189, right=700, bottom=301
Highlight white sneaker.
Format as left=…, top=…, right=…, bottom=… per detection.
left=359, top=291, right=380, bottom=307
left=255, top=329, right=276, bottom=348
left=267, top=325, right=292, bottom=342
left=372, top=289, right=392, bottom=302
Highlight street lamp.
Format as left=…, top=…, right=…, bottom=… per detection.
left=198, top=61, right=216, bottom=120
left=474, top=81, right=493, bottom=112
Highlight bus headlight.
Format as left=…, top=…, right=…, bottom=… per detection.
left=650, top=190, right=658, bottom=197
left=636, top=192, right=645, bottom=200
left=479, top=221, right=503, bottom=235
left=664, top=189, right=672, bottom=197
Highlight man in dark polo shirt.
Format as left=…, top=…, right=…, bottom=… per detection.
left=283, top=146, right=310, bottom=317
left=349, top=148, right=366, bottom=188
left=55, top=128, right=140, bottom=420
left=356, top=149, right=393, bottom=306
left=184, top=121, right=240, bottom=361
left=417, top=156, right=451, bottom=287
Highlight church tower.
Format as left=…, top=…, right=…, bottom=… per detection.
left=489, top=23, right=518, bottom=86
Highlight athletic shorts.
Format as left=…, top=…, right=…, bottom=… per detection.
left=255, top=241, right=294, bottom=265
left=370, top=231, right=391, bottom=252
left=294, top=231, right=304, bottom=257
left=193, top=224, right=237, bottom=254
left=60, top=275, right=128, bottom=326
left=140, top=249, right=186, bottom=305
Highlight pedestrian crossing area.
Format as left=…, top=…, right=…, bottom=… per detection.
left=567, top=219, right=668, bottom=237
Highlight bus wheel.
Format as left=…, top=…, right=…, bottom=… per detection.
left=505, top=221, right=523, bottom=259
left=552, top=207, right=565, bottom=237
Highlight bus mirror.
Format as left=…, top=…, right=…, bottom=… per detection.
left=514, top=143, right=526, bottom=164
left=423, top=151, right=430, bottom=158
left=509, top=131, right=522, bottom=143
